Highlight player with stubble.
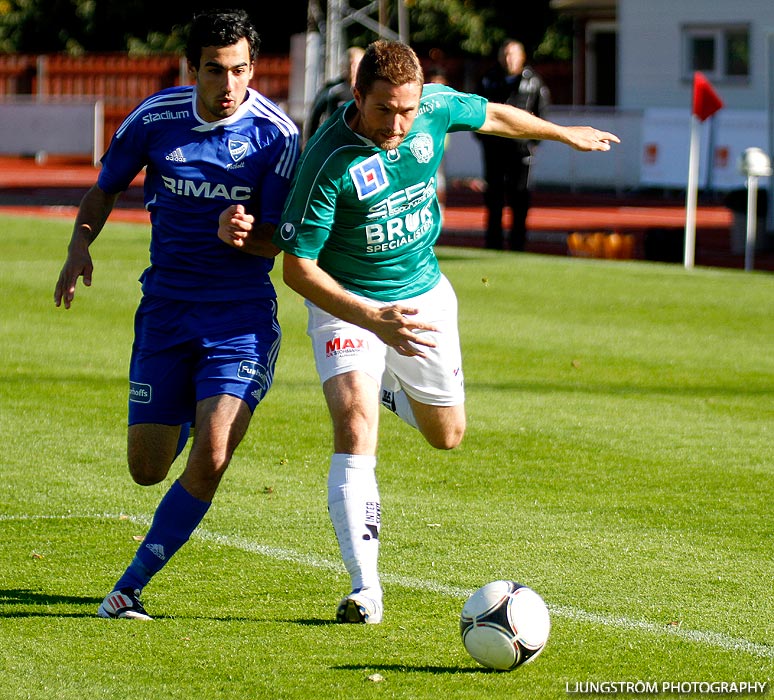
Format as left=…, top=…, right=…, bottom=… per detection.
left=219, top=40, right=618, bottom=625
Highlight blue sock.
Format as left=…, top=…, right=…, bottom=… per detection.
left=114, top=480, right=210, bottom=592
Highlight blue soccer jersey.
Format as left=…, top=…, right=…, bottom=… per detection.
left=99, top=85, right=299, bottom=301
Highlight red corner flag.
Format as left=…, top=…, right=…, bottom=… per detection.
left=692, top=71, right=723, bottom=121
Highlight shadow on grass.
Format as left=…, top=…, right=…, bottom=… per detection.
left=1, top=591, right=196, bottom=622
left=334, top=663, right=486, bottom=674
left=0, top=588, right=103, bottom=618
left=293, top=618, right=340, bottom=626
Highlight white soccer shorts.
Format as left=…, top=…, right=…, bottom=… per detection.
left=306, top=274, right=465, bottom=407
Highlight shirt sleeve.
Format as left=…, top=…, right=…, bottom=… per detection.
left=274, top=165, right=339, bottom=259
left=446, top=89, right=488, bottom=133
left=96, top=110, right=148, bottom=194
left=254, top=128, right=300, bottom=226
left=423, top=84, right=488, bottom=133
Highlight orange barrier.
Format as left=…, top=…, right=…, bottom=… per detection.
left=0, top=53, right=291, bottom=153
left=567, top=231, right=636, bottom=260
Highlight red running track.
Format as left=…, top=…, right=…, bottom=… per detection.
left=1, top=156, right=769, bottom=269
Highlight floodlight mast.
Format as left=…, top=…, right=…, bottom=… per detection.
left=313, top=0, right=408, bottom=82
left=302, top=1, right=408, bottom=136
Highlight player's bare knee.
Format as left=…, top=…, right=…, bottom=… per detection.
left=426, top=423, right=466, bottom=450
left=127, top=457, right=168, bottom=486
left=127, top=425, right=179, bottom=485
left=331, top=409, right=377, bottom=452
left=429, top=434, right=464, bottom=451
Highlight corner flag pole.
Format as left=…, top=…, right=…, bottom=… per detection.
left=684, top=114, right=701, bottom=269
left=684, top=72, right=724, bottom=269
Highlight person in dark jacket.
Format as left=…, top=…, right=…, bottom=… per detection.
left=305, top=46, right=365, bottom=143
left=476, top=39, right=550, bottom=250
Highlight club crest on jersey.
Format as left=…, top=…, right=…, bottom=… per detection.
left=350, top=154, right=389, bottom=200
left=409, top=133, right=434, bottom=164
left=229, top=138, right=249, bottom=163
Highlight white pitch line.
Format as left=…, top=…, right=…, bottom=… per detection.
left=4, top=512, right=773, bottom=660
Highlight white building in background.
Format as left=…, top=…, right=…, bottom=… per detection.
left=617, top=0, right=766, bottom=111
left=445, top=0, right=774, bottom=194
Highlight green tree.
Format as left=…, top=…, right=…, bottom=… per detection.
left=0, top=0, right=307, bottom=54
left=0, top=0, right=564, bottom=60
left=359, top=0, right=556, bottom=58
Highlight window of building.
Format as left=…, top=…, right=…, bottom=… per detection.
left=682, top=24, right=750, bottom=82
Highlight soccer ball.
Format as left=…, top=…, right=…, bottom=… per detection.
left=460, top=580, right=550, bottom=671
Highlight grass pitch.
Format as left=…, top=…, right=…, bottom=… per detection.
left=1, top=213, right=772, bottom=699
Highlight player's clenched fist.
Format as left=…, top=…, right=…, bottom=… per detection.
left=218, top=204, right=255, bottom=248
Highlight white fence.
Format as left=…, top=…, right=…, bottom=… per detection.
left=443, top=106, right=772, bottom=194
left=0, top=97, right=104, bottom=165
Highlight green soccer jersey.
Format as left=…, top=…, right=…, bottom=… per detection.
left=274, top=83, right=487, bottom=301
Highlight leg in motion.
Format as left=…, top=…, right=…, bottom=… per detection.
left=323, top=371, right=384, bottom=624
left=98, top=395, right=252, bottom=620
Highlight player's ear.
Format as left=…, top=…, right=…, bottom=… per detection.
left=187, top=60, right=198, bottom=82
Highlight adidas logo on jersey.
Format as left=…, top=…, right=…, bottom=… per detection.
left=145, top=543, right=166, bottom=561
left=165, top=148, right=186, bottom=162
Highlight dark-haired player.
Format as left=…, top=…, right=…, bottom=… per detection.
left=55, top=8, right=299, bottom=619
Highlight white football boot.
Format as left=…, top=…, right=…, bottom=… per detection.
left=335, top=589, right=383, bottom=624
left=97, top=588, right=153, bottom=620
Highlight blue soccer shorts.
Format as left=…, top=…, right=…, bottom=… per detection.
left=128, top=295, right=281, bottom=426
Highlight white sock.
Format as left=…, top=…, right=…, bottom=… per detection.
left=327, top=453, right=382, bottom=597
left=380, top=370, right=418, bottom=430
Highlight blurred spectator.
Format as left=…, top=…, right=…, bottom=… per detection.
left=426, top=64, right=447, bottom=85
left=475, top=39, right=550, bottom=250
left=305, top=46, right=365, bottom=143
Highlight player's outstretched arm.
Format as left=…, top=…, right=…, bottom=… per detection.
left=478, top=102, right=620, bottom=152
left=54, top=185, right=119, bottom=309
left=217, top=204, right=280, bottom=258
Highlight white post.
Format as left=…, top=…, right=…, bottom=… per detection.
left=738, top=147, right=772, bottom=272
left=304, top=31, right=321, bottom=114
left=745, top=175, right=759, bottom=272
left=397, top=0, right=409, bottom=42
left=684, top=115, right=701, bottom=269
left=93, top=99, right=104, bottom=166
left=767, top=33, right=774, bottom=234
left=326, top=0, right=343, bottom=82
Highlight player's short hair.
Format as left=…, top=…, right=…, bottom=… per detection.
left=354, top=40, right=424, bottom=95
left=185, top=9, right=261, bottom=67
